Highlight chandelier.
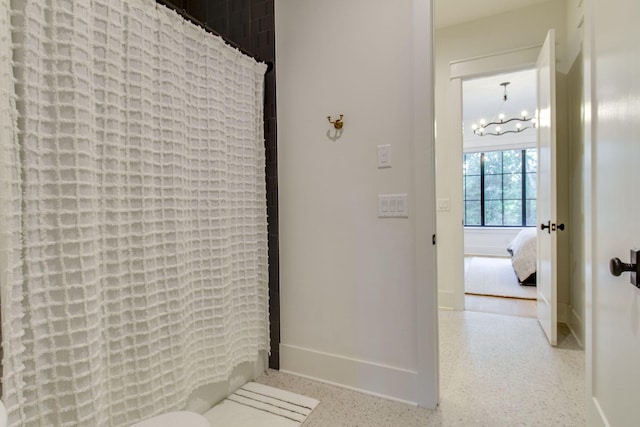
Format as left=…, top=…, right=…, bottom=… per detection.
left=471, top=82, right=536, bottom=137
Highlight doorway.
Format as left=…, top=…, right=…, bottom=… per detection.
left=434, top=43, right=542, bottom=312
left=433, top=0, right=587, bottom=418
left=461, top=69, right=538, bottom=318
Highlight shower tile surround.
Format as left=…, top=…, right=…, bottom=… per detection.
left=162, top=0, right=280, bottom=368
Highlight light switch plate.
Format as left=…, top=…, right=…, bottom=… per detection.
left=378, top=194, right=408, bottom=218
left=377, top=144, right=391, bottom=168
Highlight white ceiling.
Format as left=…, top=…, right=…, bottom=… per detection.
left=434, top=0, right=552, bottom=29
left=463, top=69, right=536, bottom=147
left=434, top=0, right=546, bottom=149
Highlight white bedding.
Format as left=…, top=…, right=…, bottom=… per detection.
left=507, top=228, right=537, bottom=283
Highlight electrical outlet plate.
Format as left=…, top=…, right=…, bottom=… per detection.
left=437, top=198, right=450, bottom=211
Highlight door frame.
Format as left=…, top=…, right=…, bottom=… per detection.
left=580, top=0, right=600, bottom=423
left=442, top=45, right=542, bottom=309
left=414, top=0, right=439, bottom=410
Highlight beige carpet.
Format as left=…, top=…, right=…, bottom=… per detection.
left=465, top=256, right=536, bottom=300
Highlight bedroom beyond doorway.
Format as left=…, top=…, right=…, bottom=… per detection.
left=464, top=256, right=536, bottom=318
left=461, top=68, right=538, bottom=319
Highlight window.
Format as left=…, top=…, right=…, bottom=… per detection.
left=463, top=148, right=537, bottom=227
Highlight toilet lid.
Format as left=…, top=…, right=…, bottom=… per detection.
left=130, top=411, right=210, bottom=427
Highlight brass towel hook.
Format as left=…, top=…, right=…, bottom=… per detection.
left=327, top=115, right=344, bottom=129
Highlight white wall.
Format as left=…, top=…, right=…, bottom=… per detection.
left=565, top=0, right=584, bottom=68
left=275, top=0, right=436, bottom=406
left=566, top=54, right=584, bottom=345
left=464, top=228, right=523, bottom=257
left=435, top=0, right=568, bottom=309
left=555, top=71, right=571, bottom=324
left=566, top=0, right=586, bottom=348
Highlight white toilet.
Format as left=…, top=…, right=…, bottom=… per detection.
left=130, top=411, right=210, bottom=427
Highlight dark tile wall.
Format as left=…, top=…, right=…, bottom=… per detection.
left=159, top=0, right=279, bottom=370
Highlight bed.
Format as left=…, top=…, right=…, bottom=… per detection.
left=507, top=228, right=537, bottom=285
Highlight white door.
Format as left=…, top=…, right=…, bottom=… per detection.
left=535, top=30, right=558, bottom=346
left=588, top=0, right=640, bottom=423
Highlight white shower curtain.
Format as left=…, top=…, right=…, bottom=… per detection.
left=0, top=1, right=269, bottom=426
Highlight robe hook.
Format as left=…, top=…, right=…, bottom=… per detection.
left=327, top=115, right=344, bottom=129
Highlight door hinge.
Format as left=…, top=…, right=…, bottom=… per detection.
left=432, top=234, right=436, bottom=245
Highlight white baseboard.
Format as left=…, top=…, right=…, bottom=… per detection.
left=438, top=290, right=455, bottom=310
left=279, top=343, right=418, bottom=405
left=568, top=306, right=584, bottom=348
left=557, top=302, right=569, bottom=324
left=588, top=397, right=610, bottom=427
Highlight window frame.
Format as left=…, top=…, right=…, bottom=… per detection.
left=463, top=148, right=537, bottom=228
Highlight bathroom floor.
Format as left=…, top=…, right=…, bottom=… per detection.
left=256, top=310, right=585, bottom=426
left=465, top=294, right=537, bottom=318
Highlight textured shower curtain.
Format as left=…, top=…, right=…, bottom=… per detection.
left=0, top=1, right=269, bottom=426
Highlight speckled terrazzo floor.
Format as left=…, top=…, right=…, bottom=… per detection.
left=256, top=310, right=585, bottom=426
